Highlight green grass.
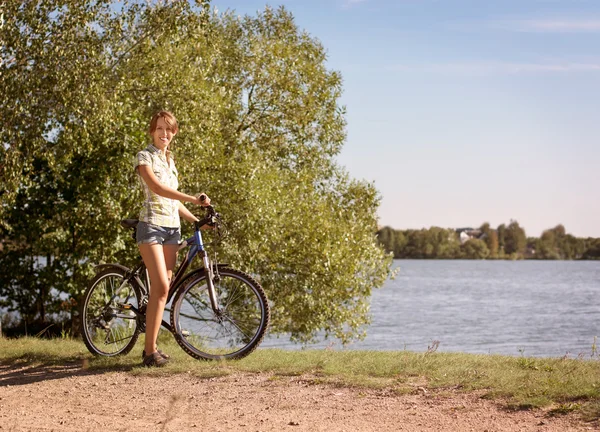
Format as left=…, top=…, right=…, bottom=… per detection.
left=2, top=335, right=600, bottom=421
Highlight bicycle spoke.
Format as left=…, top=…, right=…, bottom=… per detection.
left=81, top=268, right=141, bottom=357
left=172, top=269, right=269, bottom=359
left=106, top=332, right=134, bottom=345
left=178, top=310, right=216, bottom=323
left=221, top=315, right=251, bottom=340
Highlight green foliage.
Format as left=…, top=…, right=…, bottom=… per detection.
left=378, top=226, right=460, bottom=259
left=0, top=1, right=391, bottom=343
left=497, top=223, right=506, bottom=253
left=503, top=220, right=527, bottom=258
left=460, top=238, right=489, bottom=259
left=582, top=239, right=600, bottom=259
left=479, top=222, right=498, bottom=258
left=535, top=225, right=590, bottom=260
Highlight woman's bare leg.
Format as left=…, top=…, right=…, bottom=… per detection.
left=163, top=244, right=179, bottom=285
left=139, top=244, right=169, bottom=355
left=139, top=243, right=179, bottom=355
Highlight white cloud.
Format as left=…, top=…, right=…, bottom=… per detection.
left=497, top=19, right=600, bottom=33
left=388, top=61, right=600, bottom=75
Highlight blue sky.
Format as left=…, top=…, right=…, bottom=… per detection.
left=212, top=0, right=600, bottom=237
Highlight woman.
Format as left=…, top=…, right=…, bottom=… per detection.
left=134, top=110, right=209, bottom=367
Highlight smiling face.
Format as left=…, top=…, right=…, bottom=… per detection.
left=148, top=111, right=178, bottom=152
left=151, top=117, right=176, bottom=150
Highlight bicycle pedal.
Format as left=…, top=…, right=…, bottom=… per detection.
left=181, top=330, right=190, bottom=337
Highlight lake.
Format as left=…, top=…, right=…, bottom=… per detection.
left=262, top=260, right=600, bottom=357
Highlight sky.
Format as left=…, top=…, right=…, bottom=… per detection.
left=211, top=0, right=600, bottom=238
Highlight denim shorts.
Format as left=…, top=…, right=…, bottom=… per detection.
left=136, top=222, right=181, bottom=245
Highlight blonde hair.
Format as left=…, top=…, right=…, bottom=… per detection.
left=148, top=110, right=179, bottom=134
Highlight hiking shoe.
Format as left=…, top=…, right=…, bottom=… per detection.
left=143, top=351, right=169, bottom=367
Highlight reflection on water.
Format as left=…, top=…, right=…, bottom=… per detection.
left=262, top=260, right=600, bottom=357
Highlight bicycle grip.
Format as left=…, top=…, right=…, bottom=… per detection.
left=199, top=194, right=207, bottom=203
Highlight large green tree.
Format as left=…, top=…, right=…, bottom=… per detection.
left=0, top=0, right=391, bottom=342
left=0, top=0, right=123, bottom=330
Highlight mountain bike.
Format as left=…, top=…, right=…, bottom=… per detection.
left=80, top=205, right=270, bottom=360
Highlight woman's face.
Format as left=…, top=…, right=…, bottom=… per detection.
left=152, top=117, right=177, bottom=150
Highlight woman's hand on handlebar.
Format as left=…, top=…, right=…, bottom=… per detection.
left=194, top=193, right=211, bottom=206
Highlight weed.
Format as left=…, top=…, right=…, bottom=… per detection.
left=426, top=340, right=440, bottom=354
left=547, top=403, right=581, bottom=417
left=34, top=324, right=54, bottom=338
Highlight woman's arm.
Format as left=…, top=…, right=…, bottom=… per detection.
left=178, top=202, right=199, bottom=223
left=138, top=165, right=203, bottom=205
left=178, top=202, right=214, bottom=230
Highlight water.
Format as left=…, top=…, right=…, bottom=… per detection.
left=262, top=260, right=600, bottom=357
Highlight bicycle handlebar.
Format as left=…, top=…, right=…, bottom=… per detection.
left=194, top=205, right=220, bottom=231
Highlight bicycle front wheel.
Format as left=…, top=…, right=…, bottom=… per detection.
left=80, top=266, right=143, bottom=356
left=171, top=268, right=270, bottom=360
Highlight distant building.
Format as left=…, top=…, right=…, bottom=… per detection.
left=456, top=228, right=484, bottom=245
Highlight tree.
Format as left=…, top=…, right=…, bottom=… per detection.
left=377, top=226, right=396, bottom=255
left=536, top=225, right=587, bottom=259
left=393, top=230, right=408, bottom=258
left=497, top=223, right=506, bottom=256
left=0, top=1, right=392, bottom=343
left=504, top=220, right=527, bottom=258
left=538, top=227, right=560, bottom=259
left=582, top=239, right=600, bottom=259
left=1, top=0, right=122, bottom=331
left=461, top=238, right=489, bottom=259
left=479, top=222, right=498, bottom=258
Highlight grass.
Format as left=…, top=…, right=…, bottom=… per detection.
left=2, top=335, right=600, bottom=421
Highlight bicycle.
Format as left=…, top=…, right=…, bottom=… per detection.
left=80, top=205, right=270, bottom=360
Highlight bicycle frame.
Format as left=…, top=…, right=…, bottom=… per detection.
left=83, top=204, right=270, bottom=360
left=107, top=209, right=222, bottom=333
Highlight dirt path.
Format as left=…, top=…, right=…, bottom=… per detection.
left=0, top=363, right=595, bottom=432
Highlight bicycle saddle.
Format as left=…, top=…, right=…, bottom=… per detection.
left=120, top=219, right=139, bottom=229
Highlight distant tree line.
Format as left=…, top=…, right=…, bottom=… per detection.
left=377, top=221, right=600, bottom=260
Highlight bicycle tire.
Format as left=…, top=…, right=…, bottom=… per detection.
left=170, top=267, right=270, bottom=360
left=80, top=266, right=143, bottom=356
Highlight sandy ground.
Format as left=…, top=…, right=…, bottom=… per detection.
left=0, top=362, right=596, bottom=432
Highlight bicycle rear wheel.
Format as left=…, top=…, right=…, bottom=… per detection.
left=80, top=266, right=143, bottom=356
left=171, top=267, right=270, bottom=360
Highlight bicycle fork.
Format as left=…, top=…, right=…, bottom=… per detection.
left=193, top=226, right=221, bottom=314
left=200, top=249, right=221, bottom=313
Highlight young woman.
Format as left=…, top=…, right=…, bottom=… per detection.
left=134, top=110, right=209, bottom=367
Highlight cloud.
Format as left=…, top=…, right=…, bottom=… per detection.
left=388, top=61, right=600, bottom=75
left=497, top=19, right=600, bottom=33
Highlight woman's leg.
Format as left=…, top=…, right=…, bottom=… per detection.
left=139, top=244, right=170, bottom=355
left=163, top=244, right=179, bottom=285
left=139, top=243, right=180, bottom=355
